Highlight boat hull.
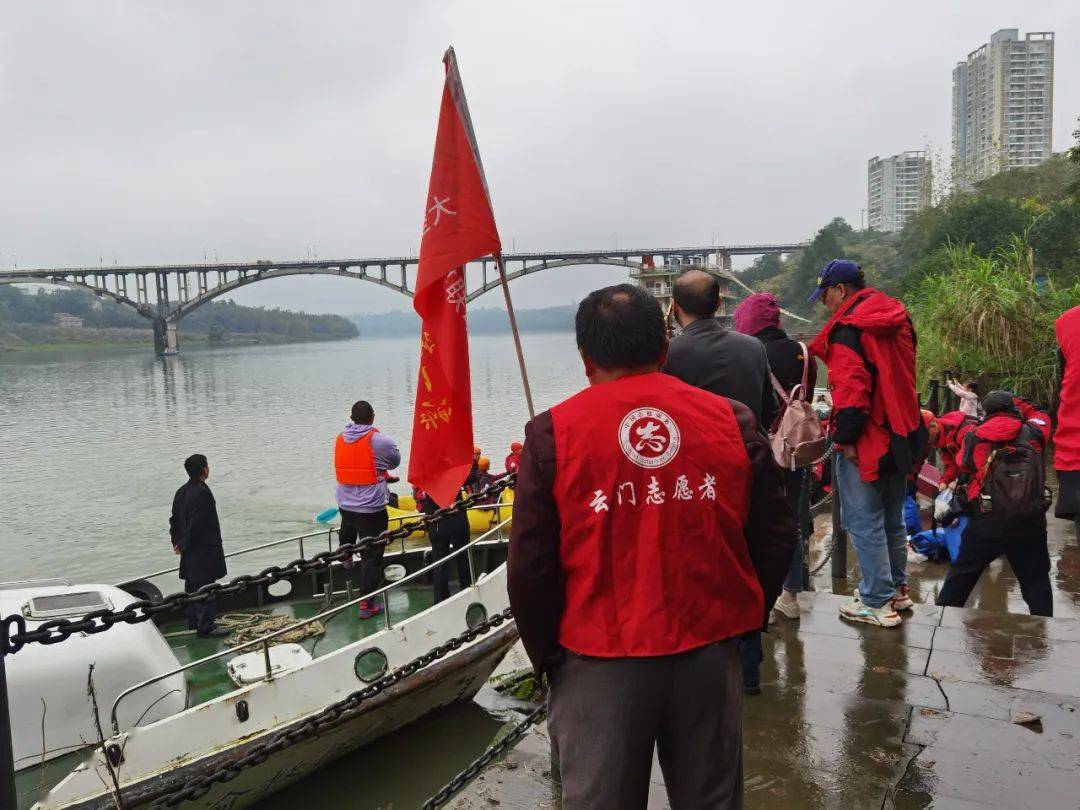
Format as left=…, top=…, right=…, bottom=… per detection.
left=37, top=564, right=520, bottom=810
left=53, top=623, right=518, bottom=809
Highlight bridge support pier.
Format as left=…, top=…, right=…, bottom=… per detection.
left=152, top=318, right=180, bottom=356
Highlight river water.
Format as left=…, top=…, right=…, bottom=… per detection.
left=2, top=333, right=578, bottom=807
left=0, top=332, right=580, bottom=585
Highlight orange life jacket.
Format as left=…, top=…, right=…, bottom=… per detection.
left=334, top=429, right=379, bottom=486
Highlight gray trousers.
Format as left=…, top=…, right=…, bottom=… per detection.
left=547, top=638, right=743, bottom=810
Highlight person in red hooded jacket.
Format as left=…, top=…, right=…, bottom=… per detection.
left=935, top=410, right=979, bottom=490
left=1054, top=304, right=1080, bottom=539
left=936, top=391, right=1053, bottom=616
left=808, top=260, right=926, bottom=628
left=504, top=441, right=523, bottom=476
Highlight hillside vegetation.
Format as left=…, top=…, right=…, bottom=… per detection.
left=744, top=130, right=1080, bottom=401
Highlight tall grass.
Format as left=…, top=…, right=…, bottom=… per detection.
left=911, top=241, right=1080, bottom=405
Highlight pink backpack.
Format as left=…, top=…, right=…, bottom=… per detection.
left=769, top=342, right=827, bottom=470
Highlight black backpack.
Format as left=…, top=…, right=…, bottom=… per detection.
left=974, top=424, right=1050, bottom=518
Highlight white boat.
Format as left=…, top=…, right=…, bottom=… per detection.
left=5, top=521, right=518, bottom=809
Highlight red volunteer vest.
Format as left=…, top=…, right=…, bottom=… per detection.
left=550, top=371, right=764, bottom=658
left=1055, top=306, right=1080, bottom=471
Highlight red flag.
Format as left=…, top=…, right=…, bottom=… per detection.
left=407, top=48, right=501, bottom=506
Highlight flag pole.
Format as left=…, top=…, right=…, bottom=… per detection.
left=495, top=251, right=535, bottom=419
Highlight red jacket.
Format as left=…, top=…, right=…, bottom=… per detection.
left=960, top=402, right=1050, bottom=499
left=937, top=410, right=978, bottom=486
left=1055, top=306, right=1080, bottom=471
left=809, top=288, right=925, bottom=482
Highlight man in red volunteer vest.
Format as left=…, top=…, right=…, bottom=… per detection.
left=334, top=400, right=401, bottom=619
left=1055, top=304, right=1080, bottom=539
left=508, top=284, right=795, bottom=809
left=808, top=260, right=925, bottom=628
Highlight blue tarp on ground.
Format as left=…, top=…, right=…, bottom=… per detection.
left=910, top=517, right=967, bottom=563
left=904, top=495, right=921, bottom=536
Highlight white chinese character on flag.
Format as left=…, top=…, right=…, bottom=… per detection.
left=673, top=474, right=693, bottom=501
left=422, top=194, right=457, bottom=235
left=616, top=482, right=637, bottom=506
left=444, top=269, right=467, bottom=313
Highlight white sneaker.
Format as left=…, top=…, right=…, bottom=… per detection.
left=772, top=593, right=800, bottom=620
left=839, top=599, right=902, bottom=628
left=891, top=585, right=914, bottom=612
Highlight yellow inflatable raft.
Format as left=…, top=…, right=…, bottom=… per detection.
left=387, top=487, right=515, bottom=537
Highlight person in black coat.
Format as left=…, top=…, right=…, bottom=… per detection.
left=170, top=453, right=228, bottom=637
left=734, top=292, right=818, bottom=623
left=415, top=486, right=472, bottom=603
left=661, top=269, right=779, bottom=428
left=662, top=271, right=791, bottom=696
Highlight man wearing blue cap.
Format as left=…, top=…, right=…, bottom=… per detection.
left=807, top=261, right=926, bottom=627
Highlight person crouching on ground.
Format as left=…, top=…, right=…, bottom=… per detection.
left=170, top=453, right=228, bottom=638
left=936, top=391, right=1053, bottom=616
left=508, top=283, right=795, bottom=809
left=333, top=400, right=401, bottom=619
left=808, top=260, right=926, bottom=628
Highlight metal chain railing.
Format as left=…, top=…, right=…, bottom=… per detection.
left=420, top=702, right=547, bottom=809
left=0, top=476, right=515, bottom=656
left=152, top=606, right=515, bottom=808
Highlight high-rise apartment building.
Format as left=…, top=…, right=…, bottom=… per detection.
left=867, top=151, right=932, bottom=232
left=952, top=29, right=1054, bottom=188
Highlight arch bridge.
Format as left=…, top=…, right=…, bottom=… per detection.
left=0, top=243, right=805, bottom=354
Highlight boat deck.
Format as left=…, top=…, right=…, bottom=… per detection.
left=163, top=583, right=442, bottom=705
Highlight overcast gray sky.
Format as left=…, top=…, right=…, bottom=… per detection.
left=2, top=1, right=1077, bottom=314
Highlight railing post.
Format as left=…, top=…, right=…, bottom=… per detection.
left=466, top=544, right=477, bottom=589
left=262, top=640, right=273, bottom=682
left=0, top=653, right=16, bottom=810
left=383, top=593, right=392, bottom=630
left=830, top=478, right=847, bottom=580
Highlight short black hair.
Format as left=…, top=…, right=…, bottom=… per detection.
left=351, top=400, right=374, bottom=424
left=672, top=269, right=720, bottom=317
left=575, top=284, right=666, bottom=369
left=843, top=271, right=867, bottom=291
left=184, top=453, right=208, bottom=478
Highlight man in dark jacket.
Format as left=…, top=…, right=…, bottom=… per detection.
left=508, top=284, right=794, bottom=809
left=808, top=260, right=925, bottom=628
left=170, top=453, right=228, bottom=637
left=734, top=291, right=817, bottom=622
left=662, top=269, right=778, bottom=427
left=415, top=485, right=472, bottom=603
left=664, top=273, right=786, bottom=694
left=937, top=392, right=1053, bottom=615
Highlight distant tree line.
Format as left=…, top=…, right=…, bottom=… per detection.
left=352, top=305, right=575, bottom=336
left=0, top=287, right=358, bottom=340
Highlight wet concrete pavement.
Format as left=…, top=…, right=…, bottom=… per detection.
left=450, top=514, right=1080, bottom=809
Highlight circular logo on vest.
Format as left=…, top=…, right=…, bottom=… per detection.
left=618, top=408, right=681, bottom=468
